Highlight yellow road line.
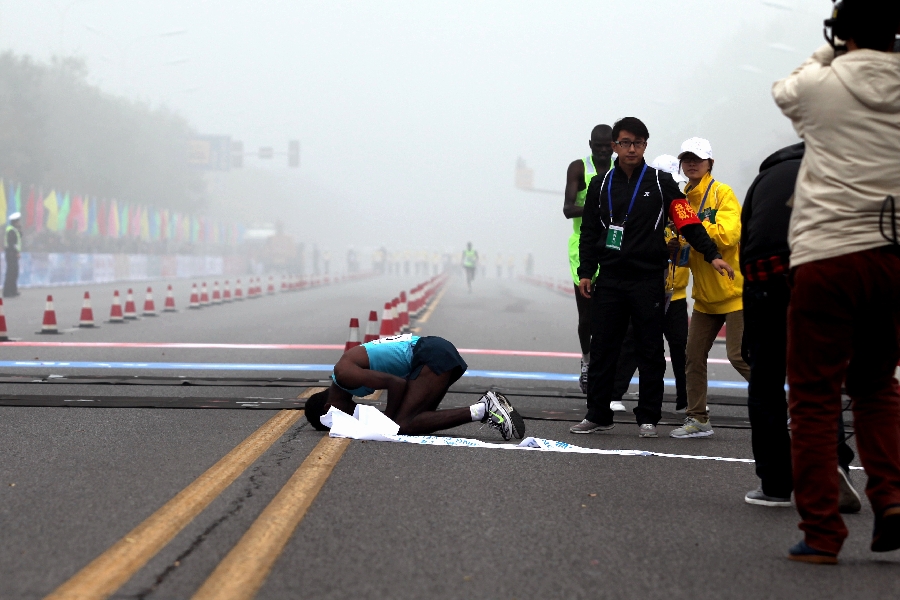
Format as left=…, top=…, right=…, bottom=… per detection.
left=410, top=283, right=450, bottom=332
left=46, top=388, right=324, bottom=600
left=191, top=435, right=352, bottom=600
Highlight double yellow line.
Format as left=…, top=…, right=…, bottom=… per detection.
left=47, top=388, right=349, bottom=600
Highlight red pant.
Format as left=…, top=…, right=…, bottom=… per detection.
left=787, top=247, right=900, bottom=554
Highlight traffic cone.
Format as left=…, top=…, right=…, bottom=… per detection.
left=344, top=318, right=361, bottom=351
left=212, top=281, right=222, bottom=304
left=109, top=290, right=125, bottom=323
left=234, top=279, right=244, bottom=301
left=0, top=298, right=9, bottom=341
left=363, top=310, right=379, bottom=343
left=281, top=278, right=288, bottom=292
left=223, top=280, right=232, bottom=302
left=200, top=282, right=210, bottom=306
left=163, top=285, right=177, bottom=312
left=378, top=302, right=394, bottom=338
left=38, top=295, right=60, bottom=334
left=79, top=291, right=97, bottom=327
left=143, top=287, right=158, bottom=316
left=188, top=284, right=201, bottom=309
left=391, top=298, right=401, bottom=335
left=123, top=289, right=138, bottom=320
left=398, top=291, right=410, bottom=333
left=267, top=276, right=275, bottom=294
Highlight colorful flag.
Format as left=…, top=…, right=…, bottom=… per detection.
left=57, top=192, right=71, bottom=231
left=13, top=183, right=21, bottom=215
left=89, top=198, right=100, bottom=236
left=25, top=187, right=36, bottom=228
left=35, top=188, right=44, bottom=232
left=0, top=179, right=7, bottom=222
left=69, top=195, right=83, bottom=232
left=108, top=200, right=120, bottom=238
left=118, top=202, right=129, bottom=238
left=44, top=190, right=59, bottom=232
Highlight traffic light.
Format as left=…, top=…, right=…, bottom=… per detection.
left=231, top=140, right=244, bottom=168
left=288, top=140, right=300, bottom=168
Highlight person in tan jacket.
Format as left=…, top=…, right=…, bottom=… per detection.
left=670, top=137, right=749, bottom=440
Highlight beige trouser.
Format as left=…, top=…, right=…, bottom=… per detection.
left=685, top=309, right=750, bottom=421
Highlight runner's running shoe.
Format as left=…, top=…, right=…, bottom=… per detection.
left=481, top=391, right=526, bottom=441
left=610, top=401, right=626, bottom=412
left=579, top=359, right=588, bottom=394
left=670, top=417, right=714, bottom=438
left=639, top=424, right=658, bottom=438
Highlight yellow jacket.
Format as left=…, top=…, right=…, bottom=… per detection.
left=686, top=172, right=744, bottom=314
left=664, top=226, right=689, bottom=301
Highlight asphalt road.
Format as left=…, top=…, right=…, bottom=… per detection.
left=1, top=274, right=896, bottom=600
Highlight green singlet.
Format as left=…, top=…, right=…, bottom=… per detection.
left=568, top=156, right=607, bottom=284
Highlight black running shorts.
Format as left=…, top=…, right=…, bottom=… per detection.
left=408, top=336, right=468, bottom=383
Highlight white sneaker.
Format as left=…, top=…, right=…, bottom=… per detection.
left=610, top=401, right=626, bottom=412
left=639, top=424, right=658, bottom=438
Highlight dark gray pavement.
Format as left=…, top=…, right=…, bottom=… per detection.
left=1, top=275, right=896, bottom=600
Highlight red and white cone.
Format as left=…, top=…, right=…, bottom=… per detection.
left=123, top=289, right=138, bottom=320
left=363, top=310, right=379, bottom=343
left=79, top=291, right=97, bottom=327
left=267, top=276, right=275, bottom=295
left=378, top=302, right=394, bottom=338
left=188, top=284, right=201, bottom=309
left=223, top=280, right=232, bottom=302
left=109, top=290, right=125, bottom=322
left=344, top=318, right=361, bottom=352
left=143, top=287, right=157, bottom=316
left=212, top=281, right=222, bottom=305
left=234, top=279, right=244, bottom=300
left=0, top=298, right=9, bottom=341
left=398, top=291, right=410, bottom=333
left=163, top=285, right=177, bottom=312
left=200, top=282, right=210, bottom=306
left=38, top=295, right=60, bottom=334
left=390, top=298, right=401, bottom=336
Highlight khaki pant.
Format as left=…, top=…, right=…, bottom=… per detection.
left=685, top=310, right=750, bottom=420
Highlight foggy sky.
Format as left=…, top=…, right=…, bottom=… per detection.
left=0, top=0, right=827, bottom=275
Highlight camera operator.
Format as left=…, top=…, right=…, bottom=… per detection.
left=772, top=0, right=900, bottom=564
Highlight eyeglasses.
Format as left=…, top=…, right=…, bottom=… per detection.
left=680, top=156, right=708, bottom=165
left=613, top=140, right=647, bottom=150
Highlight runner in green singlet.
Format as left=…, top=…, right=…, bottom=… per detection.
left=564, top=124, right=613, bottom=393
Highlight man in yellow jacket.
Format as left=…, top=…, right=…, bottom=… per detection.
left=671, top=138, right=750, bottom=439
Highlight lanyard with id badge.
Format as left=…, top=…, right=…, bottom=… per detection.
left=606, top=164, right=648, bottom=251
left=677, top=178, right=716, bottom=264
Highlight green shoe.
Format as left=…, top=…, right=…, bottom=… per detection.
left=670, top=417, right=714, bottom=439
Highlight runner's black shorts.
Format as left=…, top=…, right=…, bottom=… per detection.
left=409, top=336, right=468, bottom=383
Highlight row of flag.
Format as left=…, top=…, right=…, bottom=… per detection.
left=0, top=179, right=243, bottom=246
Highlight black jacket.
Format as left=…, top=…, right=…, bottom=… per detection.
left=578, top=158, right=721, bottom=280
left=739, top=143, right=804, bottom=272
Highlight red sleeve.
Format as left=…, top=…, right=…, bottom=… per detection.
left=669, top=198, right=701, bottom=230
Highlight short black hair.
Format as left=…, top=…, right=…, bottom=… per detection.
left=612, top=117, right=649, bottom=142
left=842, top=0, right=900, bottom=51
left=590, top=124, right=612, bottom=141
left=304, top=390, right=331, bottom=431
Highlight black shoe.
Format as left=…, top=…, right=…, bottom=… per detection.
left=837, top=467, right=861, bottom=514
left=871, top=505, right=900, bottom=553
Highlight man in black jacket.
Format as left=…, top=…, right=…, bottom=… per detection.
left=740, top=142, right=860, bottom=512
left=572, top=117, right=733, bottom=437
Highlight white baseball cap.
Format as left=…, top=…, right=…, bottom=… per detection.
left=678, top=137, right=713, bottom=161
left=650, top=154, right=688, bottom=183
left=8, top=212, right=21, bottom=221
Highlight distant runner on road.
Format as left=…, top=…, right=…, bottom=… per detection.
left=304, top=334, right=526, bottom=440
left=462, top=242, right=479, bottom=292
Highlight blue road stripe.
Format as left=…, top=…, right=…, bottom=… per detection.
left=0, top=361, right=749, bottom=389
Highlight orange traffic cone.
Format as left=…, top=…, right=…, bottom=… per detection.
left=163, top=285, right=177, bottom=312
left=212, top=281, right=222, bottom=304
left=0, top=298, right=9, bottom=341
left=200, top=282, right=210, bottom=306
left=378, top=302, right=394, bottom=338
left=345, top=318, right=361, bottom=351
left=234, top=279, right=244, bottom=301
left=79, top=291, right=97, bottom=327
left=398, top=291, right=409, bottom=333
left=38, top=295, right=60, bottom=334
left=391, top=298, right=401, bottom=335
left=223, top=280, right=232, bottom=302
left=363, top=310, right=379, bottom=343
left=123, top=289, right=138, bottom=319
left=189, top=284, right=201, bottom=309
left=109, top=290, right=125, bottom=323
left=143, top=287, right=157, bottom=316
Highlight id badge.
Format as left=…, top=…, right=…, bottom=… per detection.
left=606, top=225, right=624, bottom=251
left=677, top=242, right=691, bottom=267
